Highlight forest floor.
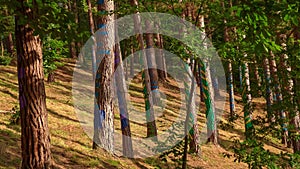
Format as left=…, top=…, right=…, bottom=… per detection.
left=0, top=58, right=292, bottom=169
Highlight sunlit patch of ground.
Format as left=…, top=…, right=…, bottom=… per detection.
left=0, top=59, right=290, bottom=168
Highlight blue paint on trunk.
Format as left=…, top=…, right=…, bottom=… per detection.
left=97, top=0, right=104, bottom=5
left=97, top=50, right=110, bottom=55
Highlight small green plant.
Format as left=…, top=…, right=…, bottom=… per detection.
left=0, top=55, right=12, bottom=65
left=9, top=105, right=20, bottom=125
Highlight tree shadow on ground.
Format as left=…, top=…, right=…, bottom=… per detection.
left=47, top=108, right=79, bottom=123
left=0, top=128, right=21, bottom=168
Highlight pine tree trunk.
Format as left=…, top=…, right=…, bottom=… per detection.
left=198, top=62, right=204, bottom=102
left=113, top=7, right=134, bottom=157
left=254, top=60, right=262, bottom=96
left=130, top=45, right=134, bottom=76
left=114, top=41, right=134, bottom=157
left=184, top=60, right=200, bottom=154
left=239, top=65, right=243, bottom=90
left=242, top=62, right=254, bottom=138
left=1, top=40, right=3, bottom=57
left=292, top=27, right=300, bottom=152
left=67, top=0, right=77, bottom=59
left=269, top=51, right=287, bottom=146
left=197, top=14, right=217, bottom=144
left=87, top=0, right=95, bottom=34
left=263, top=57, right=273, bottom=121
left=279, top=34, right=293, bottom=148
left=47, top=72, right=55, bottom=83
left=200, top=61, right=217, bottom=144
left=154, top=28, right=167, bottom=81
left=145, top=20, right=160, bottom=105
left=131, top=0, right=157, bottom=138
left=93, top=0, right=115, bottom=152
left=4, top=9, right=14, bottom=55
left=6, top=32, right=14, bottom=55
left=86, top=0, right=97, bottom=78
left=211, top=67, right=220, bottom=98
left=15, top=1, right=51, bottom=168
left=228, top=60, right=236, bottom=118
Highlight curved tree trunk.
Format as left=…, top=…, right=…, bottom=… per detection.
left=15, top=1, right=51, bottom=168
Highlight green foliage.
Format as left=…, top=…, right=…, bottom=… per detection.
left=232, top=138, right=300, bottom=169
left=233, top=139, right=279, bottom=169
left=0, top=55, right=12, bottom=66
left=43, top=37, right=68, bottom=75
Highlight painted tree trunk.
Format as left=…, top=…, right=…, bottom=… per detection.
left=114, top=41, right=134, bottom=157
left=93, top=0, right=115, bottom=152
left=223, top=14, right=235, bottom=117
left=183, top=60, right=200, bottom=154
left=241, top=62, right=254, bottom=138
left=239, top=65, right=243, bottom=90
left=200, top=61, right=217, bottom=144
left=228, top=60, right=236, bottom=117
left=263, top=57, right=273, bottom=121
left=269, top=51, right=287, bottom=146
left=131, top=0, right=157, bottom=138
left=198, top=14, right=217, bottom=144
left=291, top=27, right=300, bottom=152
left=182, top=5, right=201, bottom=152
left=198, top=62, right=204, bottom=102
left=130, top=45, right=134, bottom=76
left=145, top=20, right=160, bottom=105
left=279, top=34, right=294, bottom=148
left=211, top=67, right=220, bottom=98
left=15, top=1, right=52, bottom=168
left=253, top=60, right=262, bottom=96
